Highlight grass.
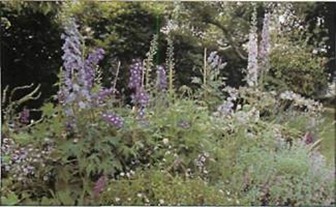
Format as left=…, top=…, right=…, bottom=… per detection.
left=320, top=107, right=335, bottom=164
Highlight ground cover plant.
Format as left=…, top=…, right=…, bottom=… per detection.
left=1, top=1, right=335, bottom=206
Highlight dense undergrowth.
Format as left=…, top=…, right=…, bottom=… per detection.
left=1, top=14, right=335, bottom=206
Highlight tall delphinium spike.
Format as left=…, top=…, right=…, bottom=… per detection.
left=246, top=7, right=259, bottom=88
left=60, top=17, right=84, bottom=111
left=259, top=11, right=271, bottom=86
left=59, top=18, right=85, bottom=129
left=128, top=59, right=150, bottom=119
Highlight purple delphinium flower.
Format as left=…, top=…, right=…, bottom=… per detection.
left=19, top=108, right=30, bottom=124
left=128, top=59, right=151, bottom=119
left=83, top=48, right=105, bottom=89
left=102, top=112, right=123, bottom=128
left=94, top=87, right=118, bottom=106
left=61, top=18, right=83, bottom=97
left=207, top=51, right=226, bottom=70
left=128, top=59, right=143, bottom=90
left=156, top=65, right=167, bottom=91
left=132, top=87, right=150, bottom=107
left=259, top=12, right=271, bottom=72
left=246, top=10, right=259, bottom=87
left=217, top=100, right=234, bottom=116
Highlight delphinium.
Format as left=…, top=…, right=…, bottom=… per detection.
left=259, top=12, right=271, bottom=74
left=102, top=112, right=124, bottom=129
left=128, top=59, right=150, bottom=119
left=60, top=18, right=124, bottom=129
left=246, top=7, right=259, bottom=87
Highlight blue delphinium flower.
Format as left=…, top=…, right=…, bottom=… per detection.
left=132, top=87, right=150, bottom=107
left=128, top=59, right=143, bottom=90
left=61, top=18, right=83, bottom=99
left=128, top=59, right=151, bottom=119
left=102, top=112, right=124, bottom=128
left=83, top=48, right=105, bottom=89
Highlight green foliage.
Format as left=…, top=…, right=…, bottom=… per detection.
left=268, top=35, right=328, bottom=97
left=100, top=169, right=232, bottom=205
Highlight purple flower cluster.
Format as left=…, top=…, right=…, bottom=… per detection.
left=156, top=65, right=167, bottom=91
left=19, top=108, right=30, bottom=124
left=83, top=48, right=105, bottom=90
left=94, top=87, right=118, bottom=106
left=60, top=18, right=107, bottom=109
left=132, top=87, right=150, bottom=107
left=61, top=18, right=83, bottom=97
left=102, top=112, right=124, bottom=128
left=59, top=18, right=127, bottom=131
left=207, top=51, right=226, bottom=70
left=128, top=59, right=143, bottom=90
left=128, top=59, right=150, bottom=118
left=217, top=100, right=234, bottom=116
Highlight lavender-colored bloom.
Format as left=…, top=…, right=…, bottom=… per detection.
left=93, top=175, right=106, bottom=198
left=246, top=10, right=259, bottom=87
left=259, top=12, right=271, bottom=72
left=128, top=59, right=143, bottom=90
left=217, top=100, right=234, bottom=116
left=94, top=87, right=118, bottom=105
left=102, top=113, right=123, bottom=128
left=83, top=48, right=105, bottom=89
left=207, top=51, right=226, bottom=70
left=61, top=18, right=83, bottom=91
left=132, top=87, right=150, bottom=107
left=156, top=65, right=167, bottom=91
left=19, top=108, right=30, bottom=124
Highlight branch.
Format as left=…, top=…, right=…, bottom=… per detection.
left=206, top=19, right=248, bottom=60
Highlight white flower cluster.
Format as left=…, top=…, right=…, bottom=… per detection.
left=194, top=152, right=210, bottom=175
left=279, top=90, right=323, bottom=113
left=160, top=19, right=179, bottom=35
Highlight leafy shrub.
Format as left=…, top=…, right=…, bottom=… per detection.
left=267, top=36, right=328, bottom=98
